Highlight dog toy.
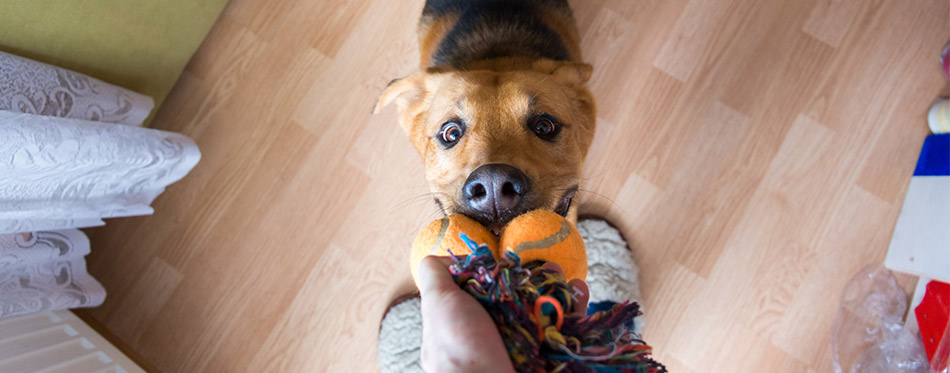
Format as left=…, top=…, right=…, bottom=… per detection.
left=410, top=210, right=667, bottom=372
left=410, top=209, right=587, bottom=286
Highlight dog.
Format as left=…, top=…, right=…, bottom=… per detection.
left=375, top=0, right=596, bottom=234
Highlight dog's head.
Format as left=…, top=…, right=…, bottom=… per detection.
left=376, top=59, right=596, bottom=232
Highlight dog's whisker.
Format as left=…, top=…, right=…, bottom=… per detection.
left=389, top=193, right=438, bottom=212
left=388, top=191, right=455, bottom=216
left=579, top=173, right=608, bottom=182
left=412, top=205, right=451, bottom=235
left=574, top=188, right=626, bottom=214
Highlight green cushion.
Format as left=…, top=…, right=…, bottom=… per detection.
left=0, top=0, right=228, bottom=125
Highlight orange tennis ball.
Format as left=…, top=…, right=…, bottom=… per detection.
left=410, top=214, right=499, bottom=286
left=499, top=210, right=587, bottom=281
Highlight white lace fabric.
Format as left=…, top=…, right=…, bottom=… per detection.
left=0, top=51, right=153, bottom=126
left=0, top=111, right=200, bottom=233
left=0, top=230, right=105, bottom=317
left=0, top=51, right=199, bottom=318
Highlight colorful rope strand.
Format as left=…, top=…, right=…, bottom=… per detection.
left=449, top=234, right=667, bottom=373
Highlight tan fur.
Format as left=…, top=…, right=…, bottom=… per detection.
left=377, top=8, right=596, bottom=224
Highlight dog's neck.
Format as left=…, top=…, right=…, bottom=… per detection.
left=429, top=24, right=572, bottom=68
left=418, top=0, right=581, bottom=69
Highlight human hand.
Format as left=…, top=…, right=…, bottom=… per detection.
left=417, top=256, right=589, bottom=372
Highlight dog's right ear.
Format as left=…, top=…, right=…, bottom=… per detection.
left=374, top=71, right=438, bottom=141
left=374, top=71, right=445, bottom=152
left=373, top=72, right=427, bottom=115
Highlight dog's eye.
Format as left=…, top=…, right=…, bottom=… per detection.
left=530, top=114, right=561, bottom=141
left=438, top=121, right=465, bottom=148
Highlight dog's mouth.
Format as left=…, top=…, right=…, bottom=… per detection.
left=489, top=224, right=505, bottom=237
left=553, top=187, right=577, bottom=218
left=453, top=186, right=578, bottom=237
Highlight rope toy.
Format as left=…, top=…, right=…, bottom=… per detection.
left=411, top=210, right=667, bottom=372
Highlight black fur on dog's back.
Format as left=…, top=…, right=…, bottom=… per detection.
left=422, top=0, right=578, bottom=68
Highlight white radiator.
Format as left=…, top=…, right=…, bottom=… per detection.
left=0, top=310, right=144, bottom=373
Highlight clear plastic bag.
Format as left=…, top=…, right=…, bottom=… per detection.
left=931, top=321, right=950, bottom=373
left=832, top=265, right=930, bottom=373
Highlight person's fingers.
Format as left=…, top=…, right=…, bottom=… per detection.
left=540, top=261, right=563, bottom=274
left=421, top=254, right=456, bottom=269
left=538, top=262, right=589, bottom=315
left=568, top=279, right=589, bottom=316
left=417, top=255, right=457, bottom=296
left=418, top=255, right=516, bottom=372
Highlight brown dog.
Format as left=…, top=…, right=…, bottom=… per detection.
left=376, top=0, right=596, bottom=233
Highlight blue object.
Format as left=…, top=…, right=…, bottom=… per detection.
left=458, top=232, right=480, bottom=252
left=914, top=134, right=950, bottom=176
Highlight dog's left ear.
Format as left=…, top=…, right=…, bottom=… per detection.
left=552, top=63, right=593, bottom=86
left=533, top=60, right=597, bottom=153
left=531, top=60, right=593, bottom=86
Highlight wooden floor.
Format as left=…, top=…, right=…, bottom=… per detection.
left=79, top=0, right=949, bottom=371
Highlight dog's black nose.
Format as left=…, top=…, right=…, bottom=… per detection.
left=463, top=164, right=529, bottom=220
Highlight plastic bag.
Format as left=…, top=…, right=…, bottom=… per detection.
left=931, top=320, right=950, bottom=373
left=832, top=265, right=930, bottom=373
